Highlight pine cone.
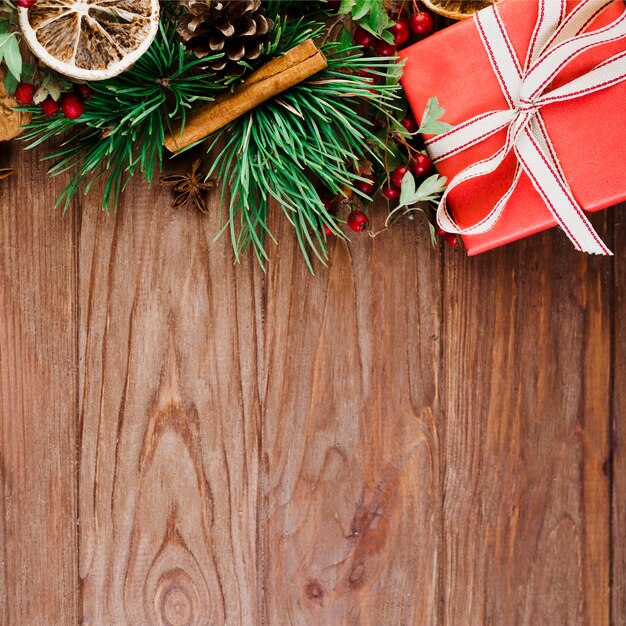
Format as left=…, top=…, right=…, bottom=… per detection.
left=177, top=0, right=273, bottom=73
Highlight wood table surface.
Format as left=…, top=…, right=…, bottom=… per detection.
left=0, top=141, right=624, bottom=626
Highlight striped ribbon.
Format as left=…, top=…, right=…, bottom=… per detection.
left=427, top=0, right=626, bottom=255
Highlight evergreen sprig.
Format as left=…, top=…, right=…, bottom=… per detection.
left=18, top=3, right=414, bottom=270
left=21, top=23, right=226, bottom=211
left=207, top=42, right=403, bottom=271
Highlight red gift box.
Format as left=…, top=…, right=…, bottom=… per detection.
left=399, top=0, right=626, bottom=255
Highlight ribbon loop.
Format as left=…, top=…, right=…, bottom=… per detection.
left=431, top=0, right=626, bottom=255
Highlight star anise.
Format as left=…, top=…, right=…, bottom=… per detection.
left=159, top=159, right=215, bottom=214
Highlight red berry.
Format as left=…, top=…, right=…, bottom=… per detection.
left=391, top=165, right=410, bottom=189
left=16, top=0, right=37, bottom=7
left=370, top=117, right=384, bottom=131
left=401, top=114, right=418, bottom=133
left=60, top=93, right=84, bottom=119
left=389, top=18, right=411, bottom=46
left=14, top=83, right=35, bottom=105
left=435, top=226, right=446, bottom=236
left=40, top=96, right=59, bottom=117
left=373, top=39, right=397, bottom=57
left=354, top=26, right=375, bottom=48
left=74, top=83, right=93, bottom=100
left=355, top=176, right=376, bottom=196
left=410, top=152, right=433, bottom=177
left=410, top=11, right=434, bottom=37
left=383, top=186, right=401, bottom=200
left=323, top=224, right=333, bottom=237
left=348, top=210, right=369, bottom=233
left=444, top=233, right=460, bottom=248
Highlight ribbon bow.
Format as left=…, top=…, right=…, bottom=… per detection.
left=427, top=0, right=626, bottom=255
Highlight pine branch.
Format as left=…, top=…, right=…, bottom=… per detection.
left=20, top=23, right=227, bottom=211
left=208, top=42, right=404, bottom=271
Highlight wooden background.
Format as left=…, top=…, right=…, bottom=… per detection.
left=0, top=140, right=624, bottom=626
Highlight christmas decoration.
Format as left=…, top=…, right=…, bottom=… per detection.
left=409, top=11, right=435, bottom=37
left=422, top=0, right=498, bottom=20
left=164, top=39, right=328, bottom=152
left=348, top=209, right=369, bottom=233
left=4, top=0, right=452, bottom=269
left=39, top=95, right=59, bottom=116
left=400, top=0, right=626, bottom=255
left=59, top=93, right=83, bottom=119
left=17, top=0, right=160, bottom=80
left=14, top=82, right=34, bottom=105
left=410, top=153, right=432, bottom=177
left=177, top=0, right=273, bottom=74
left=160, top=159, right=215, bottom=213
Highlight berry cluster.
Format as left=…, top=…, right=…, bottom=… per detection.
left=324, top=2, right=458, bottom=247
left=14, top=82, right=91, bottom=120
left=353, top=5, right=434, bottom=57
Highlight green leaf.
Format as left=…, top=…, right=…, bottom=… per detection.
left=338, top=0, right=356, bottom=14
left=381, top=29, right=395, bottom=45
left=337, top=26, right=354, bottom=52
left=419, top=96, right=453, bottom=135
left=4, top=69, right=17, bottom=94
left=33, top=74, right=68, bottom=104
left=2, top=34, right=21, bottom=80
left=399, top=171, right=416, bottom=206
left=397, top=172, right=447, bottom=209
left=351, top=0, right=371, bottom=21
left=341, top=0, right=393, bottom=37
left=416, top=173, right=448, bottom=201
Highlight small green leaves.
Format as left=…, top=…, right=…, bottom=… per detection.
left=399, top=171, right=447, bottom=208
left=4, top=69, right=16, bottom=94
left=339, top=0, right=395, bottom=44
left=385, top=170, right=448, bottom=228
left=419, top=96, right=452, bottom=135
left=0, top=31, right=21, bottom=82
left=33, top=75, right=70, bottom=104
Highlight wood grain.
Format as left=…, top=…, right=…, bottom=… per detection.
left=612, top=203, right=626, bottom=626
left=442, top=218, right=612, bottom=625
left=77, top=179, right=263, bottom=625
left=261, top=210, right=443, bottom=626
left=1, top=137, right=623, bottom=626
left=0, top=142, right=78, bottom=624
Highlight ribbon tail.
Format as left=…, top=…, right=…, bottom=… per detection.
left=515, top=127, right=612, bottom=255
left=436, top=121, right=524, bottom=236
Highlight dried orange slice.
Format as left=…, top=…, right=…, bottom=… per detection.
left=421, top=0, right=497, bottom=20
left=18, top=0, right=160, bottom=81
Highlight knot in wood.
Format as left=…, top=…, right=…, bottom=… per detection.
left=156, top=570, right=196, bottom=626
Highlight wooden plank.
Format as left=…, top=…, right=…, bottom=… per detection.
left=262, top=213, right=443, bottom=625
left=441, top=221, right=612, bottom=625
left=0, top=143, right=78, bottom=624
left=77, top=180, right=263, bottom=624
left=612, top=203, right=626, bottom=626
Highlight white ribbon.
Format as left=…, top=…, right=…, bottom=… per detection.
left=427, top=0, right=626, bottom=255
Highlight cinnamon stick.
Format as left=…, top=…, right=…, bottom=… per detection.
left=164, top=39, right=328, bottom=153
